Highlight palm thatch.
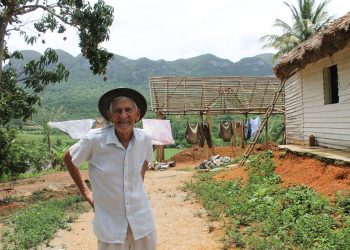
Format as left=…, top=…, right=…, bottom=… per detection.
left=273, top=11, right=350, bottom=80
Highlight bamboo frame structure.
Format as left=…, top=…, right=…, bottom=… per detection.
left=149, top=76, right=285, bottom=162
left=149, top=76, right=284, bottom=115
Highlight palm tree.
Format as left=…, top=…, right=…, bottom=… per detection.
left=260, top=0, right=334, bottom=61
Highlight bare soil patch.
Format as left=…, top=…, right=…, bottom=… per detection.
left=175, top=145, right=350, bottom=199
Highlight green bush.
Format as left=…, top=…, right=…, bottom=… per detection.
left=0, top=128, right=50, bottom=179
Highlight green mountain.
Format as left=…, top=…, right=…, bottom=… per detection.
left=10, top=50, right=275, bottom=120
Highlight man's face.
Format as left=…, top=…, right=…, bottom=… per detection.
left=107, top=98, right=140, bottom=135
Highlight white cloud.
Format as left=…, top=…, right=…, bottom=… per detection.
left=7, top=0, right=350, bottom=62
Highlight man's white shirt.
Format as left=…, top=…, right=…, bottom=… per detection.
left=69, top=126, right=155, bottom=243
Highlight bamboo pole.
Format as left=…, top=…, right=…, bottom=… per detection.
left=156, top=112, right=165, bottom=162
left=206, top=111, right=215, bottom=157
left=231, top=121, right=236, bottom=157
left=265, top=117, right=269, bottom=149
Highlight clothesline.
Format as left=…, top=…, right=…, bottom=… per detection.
left=185, top=116, right=262, bottom=148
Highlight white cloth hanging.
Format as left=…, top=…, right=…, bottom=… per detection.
left=250, top=116, right=261, bottom=138
left=142, top=119, right=175, bottom=145
left=48, top=119, right=95, bottom=139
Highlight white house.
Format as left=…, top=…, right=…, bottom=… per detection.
left=274, top=12, right=350, bottom=150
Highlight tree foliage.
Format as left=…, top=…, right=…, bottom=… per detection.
left=260, top=0, right=333, bottom=61
left=0, top=0, right=114, bottom=125
left=0, top=0, right=114, bottom=178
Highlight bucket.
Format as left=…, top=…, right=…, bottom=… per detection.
left=309, top=134, right=316, bottom=147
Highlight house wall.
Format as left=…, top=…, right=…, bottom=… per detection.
left=286, top=41, right=350, bottom=150
left=284, top=71, right=304, bottom=145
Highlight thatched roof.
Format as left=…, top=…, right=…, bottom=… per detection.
left=273, top=12, right=350, bottom=80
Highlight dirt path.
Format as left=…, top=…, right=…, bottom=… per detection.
left=41, top=169, right=223, bottom=250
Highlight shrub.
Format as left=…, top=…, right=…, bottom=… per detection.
left=0, top=128, right=50, bottom=179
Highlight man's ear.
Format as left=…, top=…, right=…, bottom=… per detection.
left=136, top=109, right=141, bottom=122
left=107, top=110, right=112, bottom=122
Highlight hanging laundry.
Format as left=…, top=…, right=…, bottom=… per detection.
left=198, top=122, right=205, bottom=147
left=250, top=116, right=261, bottom=139
left=219, top=121, right=233, bottom=142
left=48, top=119, right=95, bottom=139
left=234, top=121, right=245, bottom=148
left=199, top=121, right=213, bottom=148
left=186, top=122, right=199, bottom=144
left=142, top=119, right=175, bottom=145
left=244, top=119, right=251, bottom=140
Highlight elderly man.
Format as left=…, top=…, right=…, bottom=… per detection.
left=63, top=88, right=156, bottom=250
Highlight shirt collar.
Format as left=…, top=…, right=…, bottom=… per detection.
left=106, top=126, right=139, bottom=148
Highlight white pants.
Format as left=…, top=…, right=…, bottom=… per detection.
left=97, top=225, right=157, bottom=250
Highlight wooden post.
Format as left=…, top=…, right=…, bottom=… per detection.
left=206, top=111, right=215, bottom=157
left=265, top=117, right=269, bottom=149
left=283, top=112, right=286, bottom=145
left=231, top=122, right=236, bottom=147
left=240, top=123, right=245, bottom=149
left=231, top=121, right=236, bottom=157
left=156, top=112, right=165, bottom=162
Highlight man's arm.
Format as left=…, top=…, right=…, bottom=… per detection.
left=63, top=151, right=94, bottom=208
left=141, top=160, right=149, bottom=181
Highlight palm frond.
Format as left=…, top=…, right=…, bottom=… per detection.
left=260, top=0, right=333, bottom=59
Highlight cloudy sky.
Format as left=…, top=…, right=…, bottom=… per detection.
left=7, top=0, right=350, bottom=63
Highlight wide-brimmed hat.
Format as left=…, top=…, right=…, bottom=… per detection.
left=98, top=88, right=147, bottom=122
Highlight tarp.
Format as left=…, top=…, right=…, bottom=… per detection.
left=48, top=119, right=95, bottom=139
left=142, top=119, right=175, bottom=145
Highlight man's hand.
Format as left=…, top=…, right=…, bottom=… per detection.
left=141, top=160, right=149, bottom=181
left=64, top=151, right=95, bottom=210
left=83, top=189, right=94, bottom=209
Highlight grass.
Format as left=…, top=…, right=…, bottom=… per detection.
left=18, top=131, right=76, bottom=145
left=15, top=168, right=59, bottom=180
left=184, top=151, right=350, bottom=249
left=154, top=147, right=184, bottom=161
left=164, top=148, right=184, bottom=160
left=1, top=195, right=89, bottom=250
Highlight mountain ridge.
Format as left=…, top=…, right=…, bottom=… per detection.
left=9, top=50, right=276, bottom=119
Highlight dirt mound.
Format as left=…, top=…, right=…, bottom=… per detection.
left=274, top=151, right=350, bottom=197
left=172, top=145, right=350, bottom=198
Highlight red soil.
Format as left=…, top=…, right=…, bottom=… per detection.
left=172, top=145, right=350, bottom=198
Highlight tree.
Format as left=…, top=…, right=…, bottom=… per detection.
left=0, top=0, right=114, bottom=125
left=260, top=0, right=334, bottom=61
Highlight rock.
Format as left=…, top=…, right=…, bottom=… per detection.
left=168, top=161, right=176, bottom=167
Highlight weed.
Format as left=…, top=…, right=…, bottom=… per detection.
left=1, top=195, right=88, bottom=250
left=183, top=151, right=350, bottom=249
